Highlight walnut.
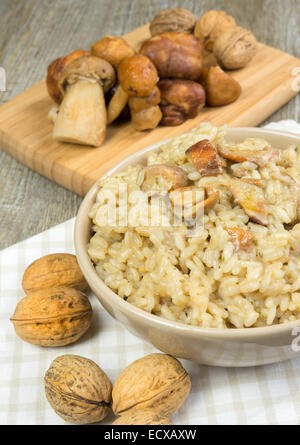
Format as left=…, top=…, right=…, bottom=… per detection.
left=10, top=287, right=92, bottom=346
left=213, top=26, right=257, bottom=70
left=91, top=36, right=135, bottom=69
left=118, top=55, right=159, bottom=97
left=194, top=10, right=236, bottom=52
left=46, top=50, right=90, bottom=104
left=140, top=32, right=203, bottom=81
left=159, top=79, right=205, bottom=126
left=44, top=355, right=112, bottom=424
left=113, top=409, right=173, bottom=425
left=150, top=8, right=196, bottom=36
left=22, top=253, right=87, bottom=293
left=112, top=353, right=191, bottom=417
left=201, top=66, right=242, bottom=106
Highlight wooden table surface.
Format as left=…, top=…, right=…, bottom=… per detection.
left=0, top=0, right=299, bottom=250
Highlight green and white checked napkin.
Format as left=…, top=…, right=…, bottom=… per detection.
left=1, top=121, right=300, bottom=425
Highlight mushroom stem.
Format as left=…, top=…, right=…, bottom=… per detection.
left=53, top=79, right=106, bottom=147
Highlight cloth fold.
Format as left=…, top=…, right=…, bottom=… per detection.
left=1, top=121, right=300, bottom=425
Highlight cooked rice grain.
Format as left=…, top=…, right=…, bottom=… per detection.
left=88, top=123, right=300, bottom=328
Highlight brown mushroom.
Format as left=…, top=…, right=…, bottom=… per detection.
left=118, top=55, right=159, bottom=97
left=217, top=144, right=279, bottom=167
left=228, top=178, right=269, bottom=226
left=130, top=106, right=162, bottom=131
left=142, top=164, right=188, bottom=192
left=106, top=82, right=129, bottom=124
left=91, top=36, right=135, bottom=68
left=158, top=80, right=206, bottom=126
left=140, top=32, right=203, bottom=81
left=53, top=56, right=115, bottom=147
left=171, top=187, right=219, bottom=219
left=186, top=140, right=223, bottom=176
left=201, top=66, right=242, bottom=106
left=46, top=49, right=90, bottom=105
left=128, top=86, right=162, bottom=131
left=128, top=86, right=160, bottom=112
left=91, top=36, right=136, bottom=123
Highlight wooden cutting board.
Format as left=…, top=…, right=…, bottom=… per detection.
left=0, top=24, right=299, bottom=196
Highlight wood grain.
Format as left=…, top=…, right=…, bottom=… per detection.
left=0, top=0, right=299, bottom=249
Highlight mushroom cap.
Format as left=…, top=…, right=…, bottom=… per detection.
left=140, top=32, right=203, bottom=81
left=118, top=55, right=159, bottom=97
left=46, top=49, right=90, bottom=104
left=159, top=79, right=205, bottom=117
left=59, top=55, right=116, bottom=95
left=91, top=36, right=135, bottom=68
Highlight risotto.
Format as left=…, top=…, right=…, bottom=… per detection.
left=88, top=123, right=300, bottom=329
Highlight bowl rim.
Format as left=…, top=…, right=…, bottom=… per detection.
left=74, top=126, right=300, bottom=339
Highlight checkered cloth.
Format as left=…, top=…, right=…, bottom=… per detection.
left=1, top=121, right=300, bottom=425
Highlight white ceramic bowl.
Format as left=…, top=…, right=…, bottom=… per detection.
left=75, top=127, right=300, bottom=367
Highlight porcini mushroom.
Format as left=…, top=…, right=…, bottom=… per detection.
left=53, top=55, right=115, bottom=147
left=46, top=49, right=90, bottom=105
left=228, top=178, right=269, bottom=226
left=140, top=32, right=203, bottom=81
left=170, top=186, right=219, bottom=220
left=142, top=164, right=188, bottom=192
left=158, top=80, right=206, bottom=126
left=186, top=140, right=223, bottom=176
left=91, top=36, right=135, bottom=124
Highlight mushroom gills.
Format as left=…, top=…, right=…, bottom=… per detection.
left=53, top=79, right=107, bottom=147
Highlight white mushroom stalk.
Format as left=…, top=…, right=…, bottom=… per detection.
left=53, top=56, right=115, bottom=148
left=53, top=79, right=106, bottom=147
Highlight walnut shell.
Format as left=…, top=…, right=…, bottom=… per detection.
left=159, top=79, right=205, bottom=126
left=118, top=55, right=159, bottom=97
left=44, top=355, right=112, bottom=424
left=150, top=8, right=196, bottom=36
left=140, top=32, right=203, bottom=81
left=194, top=10, right=236, bottom=52
left=10, top=287, right=92, bottom=346
left=22, top=253, right=87, bottom=293
left=113, top=409, right=173, bottom=425
left=213, top=26, right=257, bottom=70
left=201, top=66, right=242, bottom=106
left=46, top=50, right=90, bottom=104
left=112, top=353, right=191, bottom=416
left=91, top=36, right=135, bottom=68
